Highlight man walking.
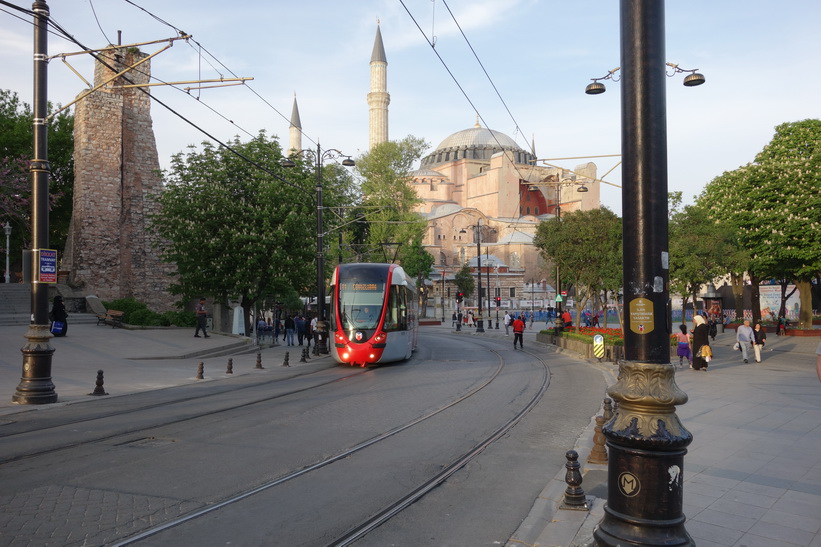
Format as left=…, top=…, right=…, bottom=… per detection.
left=512, top=314, right=525, bottom=350
left=736, top=319, right=754, bottom=363
left=194, top=298, right=210, bottom=338
left=503, top=311, right=512, bottom=336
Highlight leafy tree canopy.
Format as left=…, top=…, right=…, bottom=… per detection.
left=533, top=207, right=622, bottom=330
left=152, top=132, right=354, bottom=328
left=0, top=90, right=74, bottom=255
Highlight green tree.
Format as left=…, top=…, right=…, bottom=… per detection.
left=152, top=132, right=352, bottom=332
left=699, top=119, right=821, bottom=327
left=397, top=234, right=435, bottom=317
left=533, top=207, right=622, bottom=332
left=668, top=198, right=740, bottom=319
left=454, top=263, right=475, bottom=305
left=354, top=136, right=428, bottom=262
left=0, top=90, right=74, bottom=258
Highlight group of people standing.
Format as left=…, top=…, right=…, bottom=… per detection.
left=677, top=315, right=769, bottom=371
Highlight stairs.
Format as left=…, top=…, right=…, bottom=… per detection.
left=0, top=284, right=98, bottom=326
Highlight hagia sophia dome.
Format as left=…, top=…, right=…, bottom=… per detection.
left=420, top=122, right=536, bottom=169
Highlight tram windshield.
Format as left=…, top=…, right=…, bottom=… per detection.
left=336, top=265, right=388, bottom=331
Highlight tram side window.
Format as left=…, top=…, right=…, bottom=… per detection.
left=385, top=286, right=408, bottom=331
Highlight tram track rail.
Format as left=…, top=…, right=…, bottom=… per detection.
left=110, top=336, right=551, bottom=546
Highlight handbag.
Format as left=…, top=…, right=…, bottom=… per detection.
left=50, top=321, right=65, bottom=335
left=699, top=345, right=713, bottom=358
left=733, top=341, right=740, bottom=351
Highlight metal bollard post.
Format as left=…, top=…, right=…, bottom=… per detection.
left=255, top=352, right=264, bottom=369
left=196, top=361, right=204, bottom=380
left=603, top=397, right=614, bottom=421
left=282, top=352, right=290, bottom=367
left=560, top=449, right=589, bottom=511
left=226, top=358, right=233, bottom=374
left=588, top=415, right=609, bottom=464
left=89, top=370, right=108, bottom=396
left=299, top=348, right=307, bottom=363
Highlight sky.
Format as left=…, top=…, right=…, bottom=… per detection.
left=2, top=0, right=820, bottom=215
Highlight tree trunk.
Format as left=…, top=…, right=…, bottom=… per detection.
left=749, top=272, right=761, bottom=325
left=730, top=272, right=744, bottom=320
left=797, top=279, right=813, bottom=329
left=680, top=295, right=690, bottom=326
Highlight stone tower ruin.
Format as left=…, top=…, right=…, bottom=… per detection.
left=63, top=47, right=174, bottom=311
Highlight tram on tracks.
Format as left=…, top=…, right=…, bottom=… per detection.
left=329, top=263, right=419, bottom=366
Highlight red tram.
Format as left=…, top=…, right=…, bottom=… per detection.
left=329, top=263, right=418, bottom=367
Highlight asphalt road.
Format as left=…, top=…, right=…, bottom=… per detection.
left=0, top=330, right=608, bottom=546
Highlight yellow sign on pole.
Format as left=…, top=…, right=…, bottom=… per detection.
left=593, top=334, right=605, bottom=359
left=628, top=297, right=654, bottom=334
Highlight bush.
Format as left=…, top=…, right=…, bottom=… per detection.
left=127, top=308, right=169, bottom=326
left=102, top=298, right=147, bottom=324
left=162, top=310, right=197, bottom=327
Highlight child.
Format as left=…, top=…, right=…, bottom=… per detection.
left=676, top=324, right=692, bottom=367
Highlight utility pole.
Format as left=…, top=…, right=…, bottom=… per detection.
left=14, top=0, right=58, bottom=404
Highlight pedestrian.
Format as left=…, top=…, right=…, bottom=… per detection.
left=284, top=314, right=296, bottom=346
left=194, top=297, right=210, bottom=338
left=256, top=316, right=267, bottom=341
left=675, top=324, right=692, bottom=367
left=295, top=314, right=306, bottom=345
left=49, top=295, right=68, bottom=337
left=561, top=309, right=573, bottom=328
left=691, top=315, right=709, bottom=371
left=451, top=312, right=457, bottom=328
left=512, top=314, right=525, bottom=350
left=752, top=323, right=767, bottom=363
left=503, top=311, right=512, bottom=336
left=305, top=315, right=313, bottom=348
left=274, top=318, right=282, bottom=344
left=736, top=319, right=754, bottom=363
left=708, top=317, right=718, bottom=341
left=776, top=315, right=787, bottom=336
left=592, top=312, right=600, bottom=327
left=310, top=315, right=318, bottom=346
left=815, top=340, right=821, bottom=383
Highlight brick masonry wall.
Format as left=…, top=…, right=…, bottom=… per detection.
left=65, top=48, right=176, bottom=311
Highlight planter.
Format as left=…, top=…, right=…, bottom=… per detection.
left=537, top=332, right=687, bottom=362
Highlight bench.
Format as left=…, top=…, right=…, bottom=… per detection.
left=96, top=309, right=125, bottom=328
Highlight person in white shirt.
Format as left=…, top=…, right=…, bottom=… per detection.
left=503, top=312, right=512, bottom=336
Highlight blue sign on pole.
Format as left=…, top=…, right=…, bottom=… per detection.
left=38, top=249, right=57, bottom=283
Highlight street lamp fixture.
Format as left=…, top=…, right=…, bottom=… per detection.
left=459, top=220, right=494, bottom=333
left=585, top=62, right=705, bottom=94
left=282, top=143, right=355, bottom=355
left=3, top=222, right=11, bottom=284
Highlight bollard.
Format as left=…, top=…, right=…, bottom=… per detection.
left=588, top=415, right=608, bottom=464
left=89, top=369, right=108, bottom=396
left=299, top=348, right=307, bottom=363
left=255, top=352, right=264, bottom=369
left=603, top=397, right=614, bottom=422
left=282, top=352, right=290, bottom=367
left=196, top=361, right=204, bottom=380
left=226, top=358, right=233, bottom=374
left=560, top=449, right=589, bottom=511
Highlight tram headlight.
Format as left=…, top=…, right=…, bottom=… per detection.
left=341, top=352, right=350, bottom=361
left=373, top=332, right=387, bottom=344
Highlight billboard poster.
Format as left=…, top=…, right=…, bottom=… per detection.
left=758, top=285, right=800, bottom=320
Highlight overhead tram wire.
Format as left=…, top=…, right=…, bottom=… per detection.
left=45, top=17, right=307, bottom=196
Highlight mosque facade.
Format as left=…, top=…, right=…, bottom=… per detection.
left=365, top=26, right=602, bottom=313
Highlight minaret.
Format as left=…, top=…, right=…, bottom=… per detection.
left=289, top=94, right=302, bottom=155
left=368, top=23, right=390, bottom=149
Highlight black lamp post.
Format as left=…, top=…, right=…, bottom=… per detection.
left=585, top=2, right=705, bottom=545
left=282, top=143, right=354, bottom=355
left=460, top=220, right=489, bottom=333
left=13, top=1, right=57, bottom=405
left=3, top=222, right=11, bottom=284
left=441, top=269, right=446, bottom=323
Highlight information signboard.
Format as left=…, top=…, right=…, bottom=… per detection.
left=36, top=249, right=57, bottom=284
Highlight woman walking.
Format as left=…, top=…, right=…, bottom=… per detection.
left=691, top=315, right=710, bottom=371
left=752, top=323, right=767, bottom=363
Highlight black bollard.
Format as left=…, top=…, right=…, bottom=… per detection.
left=255, top=352, right=264, bottom=369
left=299, top=348, right=307, bottom=363
left=561, top=449, right=589, bottom=510
left=226, top=358, right=233, bottom=374
left=196, top=361, right=204, bottom=380
left=282, top=352, right=290, bottom=367
left=89, top=370, right=108, bottom=396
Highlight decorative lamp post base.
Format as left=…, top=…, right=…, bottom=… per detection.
left=593, top=360, right=693, bottom=546
left=13, top=324, right=57, bottom=404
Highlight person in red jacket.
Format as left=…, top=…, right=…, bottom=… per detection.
left=512, top=314, right=525, bottom=350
